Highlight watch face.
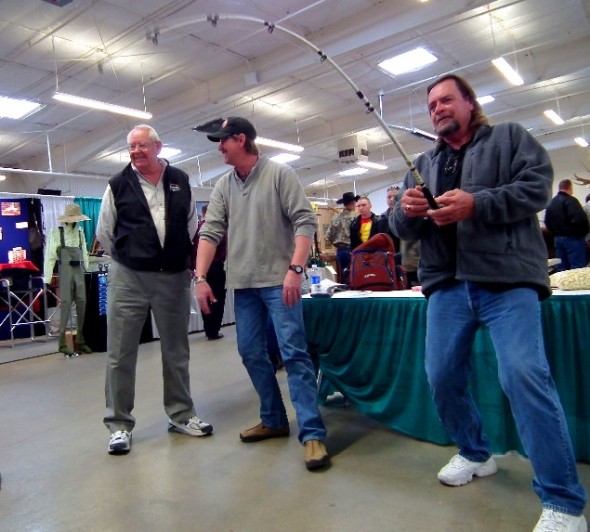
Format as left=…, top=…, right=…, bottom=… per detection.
left=290, top=265, right=304, bottom=274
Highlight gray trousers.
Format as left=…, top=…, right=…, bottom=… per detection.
left=103, top=261, right=196, bottom=432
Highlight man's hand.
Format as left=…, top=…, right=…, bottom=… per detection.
left=283, top=270, right=303, bottom=307
left=401, top=186, right=431, bottom=217
left=195, top=281, right=217, bottom=314
left=427, top=189, right=475, bottom=226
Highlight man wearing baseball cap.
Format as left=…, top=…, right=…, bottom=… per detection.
left=193, top=116, right=329, bottom=471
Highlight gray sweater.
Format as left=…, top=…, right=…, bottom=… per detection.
left=199, top=157, right=317, bottom=289
left=391, top=123, right=552, bottom=299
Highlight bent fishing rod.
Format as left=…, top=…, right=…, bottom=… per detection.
left=166, top=14, right=439, bottom=209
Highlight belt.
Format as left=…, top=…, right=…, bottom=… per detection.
left=335, top=245, right=351, bottom=250
left=59, top=260, right=83, bottom=266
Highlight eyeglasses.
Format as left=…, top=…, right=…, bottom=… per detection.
left=128, top=142, right=153, bottom=151
left=444, top=153, right=460, bottom=174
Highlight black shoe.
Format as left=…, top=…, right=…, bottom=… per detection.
left=207, top=334, right=224, bottom=341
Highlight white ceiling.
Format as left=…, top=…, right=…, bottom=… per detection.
left=1, top=0, right=590, bottom=204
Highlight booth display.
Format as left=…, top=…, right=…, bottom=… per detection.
left=0, top=261, right=49, bottom=344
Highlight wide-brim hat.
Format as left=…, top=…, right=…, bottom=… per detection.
left=337, top=192, right=361, bottom=205
left=58, top=203, right=90, bottom=223
left=193, top=117, right=257, bottom=142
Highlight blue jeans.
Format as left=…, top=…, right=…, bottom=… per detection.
left=336, top=247, right=351, bottom=284
left=426, top=282, right=586, bottom=515
left=234, top=286, right=326, bottom=444
left=555, top=236, right=587, bottom=271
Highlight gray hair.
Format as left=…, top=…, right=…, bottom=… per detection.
left=127, top=124, right=160, bottom=144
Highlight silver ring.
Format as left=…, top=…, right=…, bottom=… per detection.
left=405, top=204, right=411, bottom=211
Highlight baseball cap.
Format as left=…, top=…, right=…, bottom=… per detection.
left=193, top=117, right=257, bottom=142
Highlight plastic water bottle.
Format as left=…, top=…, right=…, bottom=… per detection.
left=310, top=264, right=321, bottom=294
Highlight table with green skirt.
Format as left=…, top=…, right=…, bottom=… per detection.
left=302, top=291, right=590, bottom=463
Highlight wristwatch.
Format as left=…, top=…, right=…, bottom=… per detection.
left=288, top=264, right=304, bottom=274
left=194, top=275, right=208, bottom=283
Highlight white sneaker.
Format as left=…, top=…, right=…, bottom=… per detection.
left=437, top=454, right=497, bottom=486
left=108, top=430, right=132, bottom=455
left=168, top=416, right=213, bottom=437
left=533, top=509, right=587, bottom=532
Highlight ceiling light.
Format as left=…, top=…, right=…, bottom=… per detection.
left=0, top=174, right=6, bottom=181
left=269, top=153, right=300, bottom=164
left=543, top=109, right=565, bottom=125
left=574, top=137, right=589, bottom=148
left=357, top=160, right=388, bottom=170
left=491, top=57, right=524, bottom=86
left=0, top=95, right=45, bottom=120
left=53, top=92, right=153, bottom=120
left=339, top=167, right=369, bottom=177
left=160, top=147, right=181, bottom=158
left=477, top=95, right=495, bottom=105
left=378, top=47, right=437, bottom=76
left=257, top=136, right=304, bottom=153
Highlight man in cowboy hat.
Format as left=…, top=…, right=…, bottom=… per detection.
left=325, top=192, right=359, bottom=284
left=44, top=203, right=92, bottom=356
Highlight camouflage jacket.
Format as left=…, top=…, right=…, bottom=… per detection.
left=325, top=208, right=356, bottom=247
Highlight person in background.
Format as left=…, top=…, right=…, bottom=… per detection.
left=193, top=204, right=227, bottom=340
left=193, top=116, right=329, bottom=471
left=392, top=74, right=586, bottom=531
left=350, top=195, right=380, bottom=250
left=377, top=185, right=400, bottom=251
left=400, top=239, right=420, bottom=287
left=43, top=203, right=92, bottom=356
left=325, top=191, right=359, bottom=284
left=97, top=124, right=212, bottom=456
left=584, top=192, right=590, bottom=263
left=544, top=179, right=589, bottom=271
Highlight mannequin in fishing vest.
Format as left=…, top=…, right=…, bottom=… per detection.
left=44, top=204, right=92, bottom=355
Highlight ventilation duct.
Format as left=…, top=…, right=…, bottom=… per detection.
left=337, top=134, right=369, bottom=163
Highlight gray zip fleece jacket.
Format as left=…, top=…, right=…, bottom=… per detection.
left=391, top=123, right=552, bottom=299
left=198, top=157, right=317, bottom=289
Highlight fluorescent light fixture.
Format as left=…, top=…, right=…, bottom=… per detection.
left=574, top=137, right=589, bottom=148
left=0, top=174, right=6, bottom=181
left=379, top=47, right=437, bottom=76
left=53, top=92, right=152, bottom=120
left=339, top=167, right=369, bottom=177
left=492, top=57, right=524, bottom=86
left=269, top=153, right=300, bottom=164
left=543, top=109, right=565, bottom=125
left=477, top=95, right=495, bottom=105
left=0, top=95, right=44, bottom=119
left=257, top=136, right=304, bottom=153
left=160, top=147, right=181, bottom=159
left=357, top=160, right=388, bottom=170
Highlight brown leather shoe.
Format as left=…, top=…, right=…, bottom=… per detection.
left=304, top=440, right=329, bottom=471
left=239, top=422, right=290, bottom=443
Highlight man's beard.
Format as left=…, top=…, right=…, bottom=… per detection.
left=435, top=118, right=460, bottom=138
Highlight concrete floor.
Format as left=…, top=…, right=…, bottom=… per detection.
left=0, top=325, right=588, bottom=531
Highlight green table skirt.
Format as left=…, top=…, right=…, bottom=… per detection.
left=303, top=294, right=590, bottom=463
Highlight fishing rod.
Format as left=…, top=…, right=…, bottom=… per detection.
left=165, top=14, right=439, bottom=209
left=388, top=124, right=438, bottom=143
left=166, top=14, right=440, bottom=209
